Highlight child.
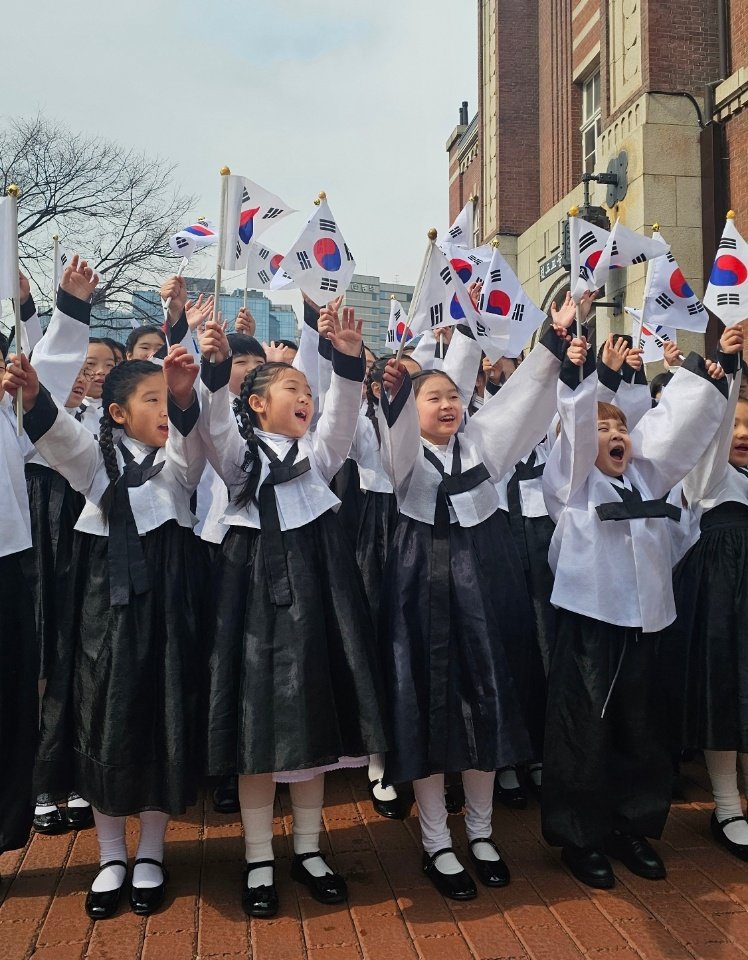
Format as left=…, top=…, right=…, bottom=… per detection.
left=3, top=341, right=205, bottom=920
left=125, top=325, right=166, bottom=361
left=375, top=317, right=579, bottom=901
left=668, top=323, right=748, bottom=860
left=0, top=336, right=39, bottom=867
left=194, top=309, right=386, bottom=919
left=541, top=337, right=729, bottom=889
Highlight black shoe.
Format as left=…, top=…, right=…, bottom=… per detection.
left=561, top=846, right=615, bottom=889
left=710, top=812, right=748, bottom=862
left=604, top=832, right=666, bottom=880
left=85, top=860, right=128, bottom=920
left=242, top=861, right=278, bottom=918
left=212, top=776, right=240, bottom=815
left=33, top=807, right=69, bottom=835
left=422, top=848, right=477, bottom=901
left=444, top=782, right=465, bottom=815
left=129, top=858, right=169, bottom=916
left=495, top=779, right=527, bottom=810
left=527, top=765, right=543, bottom=799
left=368, top=780, right=406, bottom=820
left=468, top=838, right=511, bottom=887
left=290, top=852, right=347, bottom=904
left=66, top=805, right=94, bottom=831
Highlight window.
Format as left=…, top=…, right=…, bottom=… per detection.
left=581, top=71, right=601, bottom=175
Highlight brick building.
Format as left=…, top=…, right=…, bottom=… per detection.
left=448, top=1, right=743, bottom=355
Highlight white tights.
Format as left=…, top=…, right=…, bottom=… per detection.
left=91, top=808, right=170, bottom=891
left=705, top=750, right=748, bottom=845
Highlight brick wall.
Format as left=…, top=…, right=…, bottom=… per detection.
left=724, top=109, right=748, bottom=225
left=729, top=0, right=748, bottom=71
left=643, top=0, right=721, bottom=94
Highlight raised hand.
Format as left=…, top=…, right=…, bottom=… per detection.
left=663, top=340, right=682, bottom=368
left=383, top=358, right=408, bottom=398
left=567, top=336, right=588, bottom=368
left=578, top=289, right=597, bottom=322
left=19, top=271, right=31, bottom=304
left=468, top=279, right=483, bottom=311
left=719, top=322, right=745, bottom=355
left=2, top=353, right=40, bottom=411
left=186, top=293, right=214, bottom=331
left=235, top=306, right=256, bottom=336
left=160, top=275, right=188, bottom=324
left=163, top=344, right=199, bottom=407
left=198, top=317, right=230, bottom=363
left=625, top=347, right=643, bottom=372
left=318, top=302, right=362, bottom=357
left=262, top=341, right=295, bottom=363
left=601, top=333, right=630, bottom=373
left=705, top=359, right=726, bottom=381
left=550, top=292, right=577, bottom=331
left=60, top=254, right=98, bottom=302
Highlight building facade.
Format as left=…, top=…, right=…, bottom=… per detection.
left=345, top=273, right=416, bottom=355
left=449, top=1, right=739, bottom=357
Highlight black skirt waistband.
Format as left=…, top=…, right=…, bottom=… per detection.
left=700, top=501, right=748, bottom=532
left=25, top=462, right=55, bottom=478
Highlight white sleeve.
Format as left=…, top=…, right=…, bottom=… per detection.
left=631, top=353, right=730, bottom=499
left=410, top=331, right=439, bottom=371
left=196, top=357, right=250, bottom=490
left=311, top=350, right=366, bottom=483
left=376, top=378, right=421, bottom=495
left=29, top=289, right=91, bottom=405
left=442, top=326, right=482, bottom=409
left=164, top=395, right=207, bottom=491
left=542, top=367, right=598, bottom=520
left=683, top=369, right=742, bottom=505
left=20, top=298, right=43, bottom=354
left=293, top=307, right=321, bottom=405
left=596, top=360, right=651, bottom=428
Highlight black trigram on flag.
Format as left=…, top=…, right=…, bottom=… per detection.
left=631, top=253, right=647, bottom=264
left=468, top=255, right=482, bottom=266
left=439, top=267, right=452, bottom=286
left=344, top=244, right=355, bottom=262
left=258, top=270, right=270, bottom=285
left=242, top=187, right=251, bottom=203
left=320, top=277, right=338, bottom=292
left=430, top=303, right=444, bottom=326
left=489, top=269, right=502, bottom=283
left=297, top=251, right=312, bottom=271
left=719, top=237, right=738, bottom=250
left=448, top=226, right=463, bottom=238
left=319, top=218, right=336, bottom=233
left=478, top=293, right=485, bottom=311
left=175, top=237, right=189, bottom=250
left=512, top=303, right=525, bottom=323
left=386, top=329, right=395, bottom=344
left=258, top=247, right=270, bottom=260
left=475, top=319, right=487, bottom=337
left=579, top=231, right=597, bottom=253
left=687, top=302, right=705, bottom=316
left=611, top=242, right=619, bottom=257
left=666, top=252, right=676, bottom=263
left=393, top=308, right=401, bottom=323
left=262, top=207, right=284, bottom=220
left=717, top=293, right=740, bottom=306
left=235, top=241, right=243, bottom=260
left=60, top=251, right=69, bottom=266
left=656, top=293, right=674, bottom=310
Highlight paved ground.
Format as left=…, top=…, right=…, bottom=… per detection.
left=1, top=760, right=747, bottom=960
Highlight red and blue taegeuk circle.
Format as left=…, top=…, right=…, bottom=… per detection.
left=669, top=268, right=694, bottom=299
left=485, top=289, right=511, bottom=316
left=313, top=238, right=342, bottom=272
left=270, top=254, right=283, bottom=275
left=450, top=258, right=473, bottom=283
left=396, top=322, right=412, bottom=343
left=584, top=250, right=603, bottom=274
left=709, top=255, right=748, bottom=287
left=450, top=293, right=466, bottom=320
left=239, top=207, right=260, bottom=244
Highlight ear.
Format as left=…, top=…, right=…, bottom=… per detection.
left=371, top=380, right=381, bottom=400
left=248, top=393, right=267, bottom=415
left=108, top=401, right=128, bottom=425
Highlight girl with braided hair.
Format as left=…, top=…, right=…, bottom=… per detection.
left=195, top=308, right=386, bottom=919
left=4, top=342, right=205, bottom=922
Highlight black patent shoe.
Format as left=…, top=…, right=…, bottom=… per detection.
left=33, top=807, right=69, bottom=835
left=422, top=848, right=477, bottom=901
left=290, top=852, right=347, bottom=904
left=85, top=860, right=128, bottom=920
left=561, top=846, right=615, bottom=889
left=604, top=832, right=666, bottom=879
left=66, top=805, right=94, bottom=831
left=710, top=812, right=748, bottom=862
left=129, top=858, right=169, bottom=916
left=368, top=780, right=406, bottom=820
left=494, top=772, right=527, bottom=810
left=242, top=861, right=278, bottom=918
left=468, top=838, right=511, bottom=887
left=212, top=775, right=240, bottom=815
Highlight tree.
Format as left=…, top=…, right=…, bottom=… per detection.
left=0, top=115, right=194, bottom=324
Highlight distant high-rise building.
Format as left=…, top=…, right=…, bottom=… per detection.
left=345, top=274, right=415, bottom=355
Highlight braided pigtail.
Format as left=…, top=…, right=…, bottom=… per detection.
left=364, top=356, right=390, bottom=449
left=97, top=414, right=120, bottom=521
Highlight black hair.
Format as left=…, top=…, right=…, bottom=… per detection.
left=649, top=370, right=673, bottom=400
left=0, top=332, right=8, bottom=360
left=232, top=362, right=299, bottom=509
left=88, top=337, right=117, bottom=360
left=98, top=360, right=163, bottom=521
left=125, top=325, right=166, bottom=356
left=410, top=368, right=460, bottom=397
left=227, top=333, right=266, bottom=359
left=100, top=337, right=125, bottom=362
left=364, top=356, right=391, bottom=447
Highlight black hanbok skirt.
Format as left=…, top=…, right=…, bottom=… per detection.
left=667, top=502, right=748, bottom=752
left=34, top=521, right=205, bottom=816
left=204, top=511, right=387, bottom=777
left=381, top=509, right=534, bottom=785
left=331, top=458, right=364, bottom=550
left=20, top=463, right=83, bottom=679
left=0, top=552, right=38, bottom=853
left=355, top=490, right=399, bottom=634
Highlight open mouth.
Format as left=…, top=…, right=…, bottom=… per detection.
left=735, top=442, right=748, bottom=454
left=158, top=425, right=169, bottom=435
left=439, top=414, right=456, bottom=423
left=610, top=445, right=625, bottom=462
left=295, top=410, right=308, bottom=422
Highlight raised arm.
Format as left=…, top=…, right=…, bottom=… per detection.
left=376, top=361, right=421, bottom=495
left=443, top=325, right=483, bottom=409
left=19, top=273, right=43, bottom=354
left=162, top=345, right=206, bottom=491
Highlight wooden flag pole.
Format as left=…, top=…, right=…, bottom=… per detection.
left=568, top=205, right=584, bottom=383
left=397, top=229, right=436, bottom=362
left=52, top=233, right=60, bottom=303
left=162, top=256, right=189, bottom=344
left=243, top=261, right=249, bottom=311
left=211, top=167, right=231, bottom=361
left=7, top=185, right=23, bottom=435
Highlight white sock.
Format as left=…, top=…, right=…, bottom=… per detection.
left=290, top=775, right=332, bottom=878
left=463, top=769, right=499, bottom=861
left=35, top=801, right=58, bottom=816
left=705, top=750, right=748, bottom=845
left=91, top=808, right=128, bottom=892
left=529, top=763, right=543, bottom=788
left=413, top=774, right=461, bottom=874
left=67, top=793, right=91, bottom=809
left=133, top=811, right=169, bottom=888
left=368, top=754, right=398, bottom=801
left=239, top=773, right=276, bottom=888
left=497, top=767, right=520, bottom=790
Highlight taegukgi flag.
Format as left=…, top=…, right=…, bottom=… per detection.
left=221, top=177, right=295, bottom=271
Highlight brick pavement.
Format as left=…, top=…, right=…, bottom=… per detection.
left=1, top=760, right=747, bottom=960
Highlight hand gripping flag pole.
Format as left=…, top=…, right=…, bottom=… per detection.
left=7, top=185, right=23, bottom=435
left=161, top=256, right=189, bottom=344
left=568, top=206, right=584, bottom=384
left=397, top=229, right=437, bottom=362
left=211, top=167, right=231, bottom=363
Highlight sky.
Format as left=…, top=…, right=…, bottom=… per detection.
left=0, top=0, right=477, bottom=311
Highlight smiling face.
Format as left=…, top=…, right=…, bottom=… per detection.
left=595, top=416, right=632, bottom=477
left=84, top=342, right=116, bottom=399
left=248, top=367, right=313, bottom=438
left=730, top=399, right=748, bottom=469
left=230, top=353, right=265, bottom=396
left=414, top=372, right=463, bottom=445
left=65, top=367, right=88, bottom=408
left=127, top=332, right=166, bottom=360
left=108, top=371, right=168, bottom=448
